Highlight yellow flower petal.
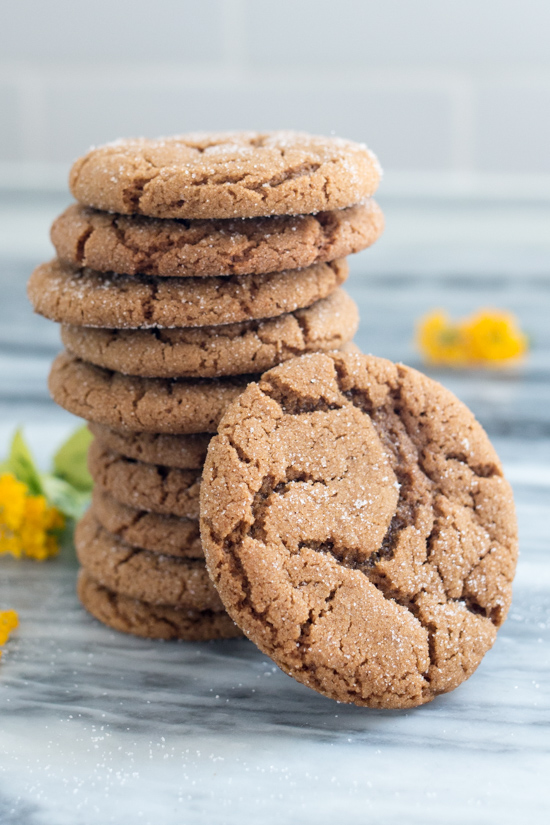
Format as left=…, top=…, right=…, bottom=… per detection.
left=464, top=310, right=529, bottom=363
left=417, top=308, right=529, bottom=368
left=0, top=473, right=27, bottom=531
left=0, top=609, right=19, bottom=646
left=416, top=310, right=469, bottom=365
left=0, top=473, right=63, bottom=560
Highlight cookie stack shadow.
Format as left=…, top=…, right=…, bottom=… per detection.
left=28, top=132, right=384, bottom=641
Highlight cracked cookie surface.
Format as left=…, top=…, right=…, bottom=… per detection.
left=91, top=489, right=203, bottom=559
left=76, top=511, right=222, bottom=610
left=61, top=290, right=358, bottom=378
left=51, top=201, right=383, bottom=278
left=28, top=258, right=348, bottom=329
left=88, top=423, right=210, bottom=469
left=200, top=351, right=518, bottom=708
left=88, top=440, right=201, bottom=518
left=49, top=352, right=253, bottom=433
left=69, top=131, right=381, bottom=219
left=78, top=570, right=242, bottom=640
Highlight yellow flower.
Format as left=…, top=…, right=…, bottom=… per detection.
left=416, top=310, right=469, bottom=366
left=463, top=310, right=528, bottom=364
left=0, top=473, right=27, bottom=532
left=417, top=308, right=528, bottom=368
left=0, top=472, right=64, bottom=561
left=0, top=609, right=18, bottom=656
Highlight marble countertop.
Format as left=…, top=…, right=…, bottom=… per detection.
left=0, top=194, right=549, bottom=824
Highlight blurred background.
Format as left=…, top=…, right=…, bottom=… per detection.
left=1, top=0, right=549, bottom=456
left=2, top=0, right=550, bottom=190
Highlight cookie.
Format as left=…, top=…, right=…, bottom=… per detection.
left=61, top=290, right=359, bottom=379
left=48, top=352, right=252, bottom=434
left=88, top=423, right=210, bottom=469
left=28, top=258, right=348, bottom=329
left=76, top=511, right=222, bottom=611
left=78, top=570, right=242, bottom=641
left=51, top=201, right=383, bottom=279
left=69, top=131, right=381, bottom=219
left=91, top=489, right=203, bottom=559
left=88, top=440, right=201, bottom=518
left=200, top=351, right=518, bottom=709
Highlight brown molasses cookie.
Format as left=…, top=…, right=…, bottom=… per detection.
left=88, top=440, right=201, bottom=518
left=28, top=258, right=348, bottom=329
left=61, top=290, right=359, bottom=378
left=88, top=423, right=210, bottom=469
left=76, top=511, right=222, bottom=611
left=78, top=570, right=242, bottom=641
left=51, top=201, right=383, bottom=278
left=48, top=352, right=252, bottom=434
left=91, top=490, right=203, bottom=559
left=69, top=131, right=381, bottom=219
left=200, top=351, right=518, bottom=709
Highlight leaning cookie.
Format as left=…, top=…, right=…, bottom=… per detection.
left=29, top=258, right=348, bottom=329
left=49, top=352, right=253, bottom=434
left=91, top=490, right=203, bottom=559
left=78, top=570, right=242, bottom=641
left=88, top=423, right=211, bottom=469
left=51, top=201, right=383, bottom=278
left=69, top=131, right=381, bottom=219
left=200, top=351, right=518, bottom=709
left=76, top=511, right=222, bottom=611
left=88, top=440, right=201, bottom=519
left=61, top=290, right=359, bottom=378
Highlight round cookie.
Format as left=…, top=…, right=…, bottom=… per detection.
left=200, top=351, right=518, bottom=709
left=51, top=201, right=383, bottom=278
left=48, top=352, right=252, bottom=434
left=28, top=258, right=348, bottom=329
left=76, top=511, right=222, bottom=611
left=88, top=440, right=201, bottom=518
left=69, top=131, right=381, bottom=220
left=78, top=570, right=242, bottom=641
left=61, top=290, right=359, bottom=378
left=91, top=490, right=203, bottom=559
left=88, top=423, right=210, bottom=469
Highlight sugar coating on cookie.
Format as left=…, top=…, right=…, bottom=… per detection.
left=60, top=290, right=359, bottom=378
left=69, top=131, right=381, bottom=219
left=76, top=511, right=222, bottom=611
left=88, top=423, right=210, bottom=469
left=88, top=440, right=201, bottom=519
left=28, top=258, right=348, bottom=329
left=48, top=352, right=252, bottom=434
left=51, top=201, right=383, bottom=278
left=78, top=570, right=242, bottom=641
left=91, top=489, right=203, bottom=559
left=200, top=351, right=518, bottom=709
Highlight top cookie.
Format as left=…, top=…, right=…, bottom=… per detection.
left=200, top=351, right=518, bottom=709
left=69, top=131, right=381, bottom=220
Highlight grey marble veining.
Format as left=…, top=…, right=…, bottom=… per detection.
left=1, top=198, right=550, bottom=824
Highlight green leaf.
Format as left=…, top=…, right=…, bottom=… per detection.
left=41, top=475, right=90, bottom=520
left=53, top=426, right=93, bottom=492
left=4, top=429, right=43, bottom=495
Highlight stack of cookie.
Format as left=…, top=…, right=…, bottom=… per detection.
left=28, top=131, right=383, bottom=642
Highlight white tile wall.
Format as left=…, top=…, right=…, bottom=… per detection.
left=475, top=80, right=550, bottom=175
left=0, top=0, right=226, bottom=64
left=1, top=0, right=550, bottom=188
left=34, top=78, right=455, bottom=171
left=243, top=0, right=550, bottom=68
left=0, top=83, right=22, bottom=161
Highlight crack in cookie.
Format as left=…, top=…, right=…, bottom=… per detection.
left=69, top=132, right=381, bottom=220
left=200, top=352, right=518, bottom=708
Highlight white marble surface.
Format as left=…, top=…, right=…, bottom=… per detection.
left=0, top=195, right=549, bottom=824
